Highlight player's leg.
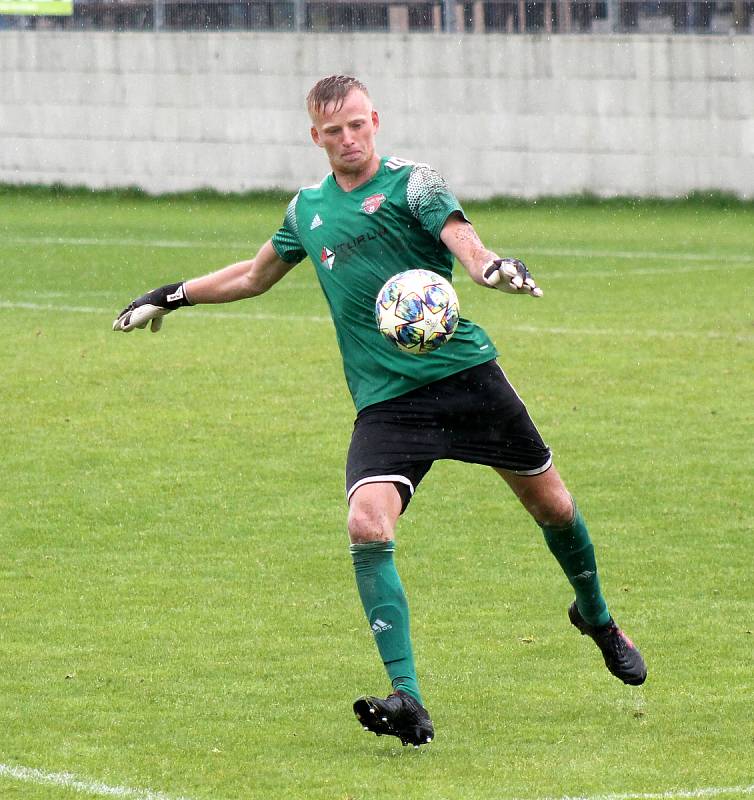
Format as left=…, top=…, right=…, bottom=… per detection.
left=495, top=464, right=610, bottom=626
left=433, top=360, right=645, bottom=684
left=345, top=389, right=440, bottom=715
left=496, top=465, right=646, bottom=685
left=347, top=480, right=422, bottom=703
left=348, top=481, right=434, bottom=746
left=437, top=360, right=606, bottom=624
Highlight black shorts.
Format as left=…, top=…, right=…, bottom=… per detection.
left=346, top=360, right=552, bottom=512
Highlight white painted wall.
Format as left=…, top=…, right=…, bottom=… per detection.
left=1, top=32, right=752, bottom=198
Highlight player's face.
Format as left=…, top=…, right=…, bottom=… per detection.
left=310, top=89, right=380, bottom=182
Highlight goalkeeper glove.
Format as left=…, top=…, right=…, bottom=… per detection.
left=482, top=258, right=543, bottom=297
left=112, top=281, right=192, bottom=332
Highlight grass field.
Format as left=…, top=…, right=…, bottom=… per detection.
left=1, top=187, right=753, bottom=800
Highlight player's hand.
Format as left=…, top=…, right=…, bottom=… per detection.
left=482, top=258, right=543, bottom=297
left=112, top=282, right=191, bottom=332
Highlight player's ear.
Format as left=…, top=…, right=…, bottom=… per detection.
left=310, top=125, right=323, bottom=148
left=372, top=110, right=379, bottom=133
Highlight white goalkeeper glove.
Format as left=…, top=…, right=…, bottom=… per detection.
left=112, top=282, right=192, bottom=332
left=482, top=258, right=543, bottom=297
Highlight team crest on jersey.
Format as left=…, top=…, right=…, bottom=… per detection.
left=361, top=193, right=386, bottom=215
left=320, top=246, right=335, bottom=270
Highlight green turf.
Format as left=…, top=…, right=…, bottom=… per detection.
left=1, top=188, right=753, bottom=800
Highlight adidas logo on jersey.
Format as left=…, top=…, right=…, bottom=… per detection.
left=310, top=213, right=323, bottom=229
left=371, top=618, right=393, bottom=634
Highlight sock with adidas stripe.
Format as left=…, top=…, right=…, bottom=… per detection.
left=350, top=540, right=422, bottom=704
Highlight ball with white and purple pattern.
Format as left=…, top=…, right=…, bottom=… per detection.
left=375, top=269, right=460, bottom=355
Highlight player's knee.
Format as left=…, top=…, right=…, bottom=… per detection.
left=534, top=491, right=575, bottom=527
left=347, top=505, right=395, bottom=544
left=347, top=482, right=402, bottom=543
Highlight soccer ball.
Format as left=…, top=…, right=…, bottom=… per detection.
left=375, top=269, right=460, bottom=355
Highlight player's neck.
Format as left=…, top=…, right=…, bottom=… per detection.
left=332, top=154, right=381, bottom=193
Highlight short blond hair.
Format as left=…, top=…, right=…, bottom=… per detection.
left=306, top=75, right=370, bottom=117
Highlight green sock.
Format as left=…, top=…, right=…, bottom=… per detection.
left=350, top=541, right=422, bottom=704
left=540, top=503, right=611, bottom=627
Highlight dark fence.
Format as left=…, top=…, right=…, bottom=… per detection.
left=2, top=0, right=752, bottom=32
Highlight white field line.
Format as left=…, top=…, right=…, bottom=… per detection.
left=0, top=762, right=192, bottom=800
left=2, top=236, right=231, bottom=250
left=2, top=234, right=754, bottom=267
left=526, top=247, right=754, bottom=264
left=501, top=323, right=753, bottom=343
left=542, top=784, right=754, bottom=800
left=541, top=263, right=749, bottom=279
left=1, top=300, right=751, bottom=342
left=0, top=763, right=751, bottom=800
left=0, top=300, right=331, bottom=324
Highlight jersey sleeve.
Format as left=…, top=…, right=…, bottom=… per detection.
left=406, top=163, right=468, bottom=241
left=270, top=193, right=307, bottom=264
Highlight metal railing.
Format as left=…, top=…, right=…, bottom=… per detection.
left=1, top=0, right=751, bottom=32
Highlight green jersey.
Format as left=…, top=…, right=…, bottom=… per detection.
left=270, top=156, right=498, bottom=411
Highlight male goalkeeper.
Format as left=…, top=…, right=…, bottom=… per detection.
left=113, top=75, right=647, bottom=748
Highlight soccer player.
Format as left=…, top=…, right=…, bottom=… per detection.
left=113, top=74, right=647, bottom=748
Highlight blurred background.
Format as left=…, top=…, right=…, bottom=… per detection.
left=1, top=0, right=752, bottom=199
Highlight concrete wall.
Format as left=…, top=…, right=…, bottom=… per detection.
left=1, top=32, right=752, bottom=198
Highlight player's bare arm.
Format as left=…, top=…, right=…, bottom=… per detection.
left=112, top=239, right=295, bottom=332
left=185, top=240, right=294, bottom=304
left=440, top=214, right=543, bottom=297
